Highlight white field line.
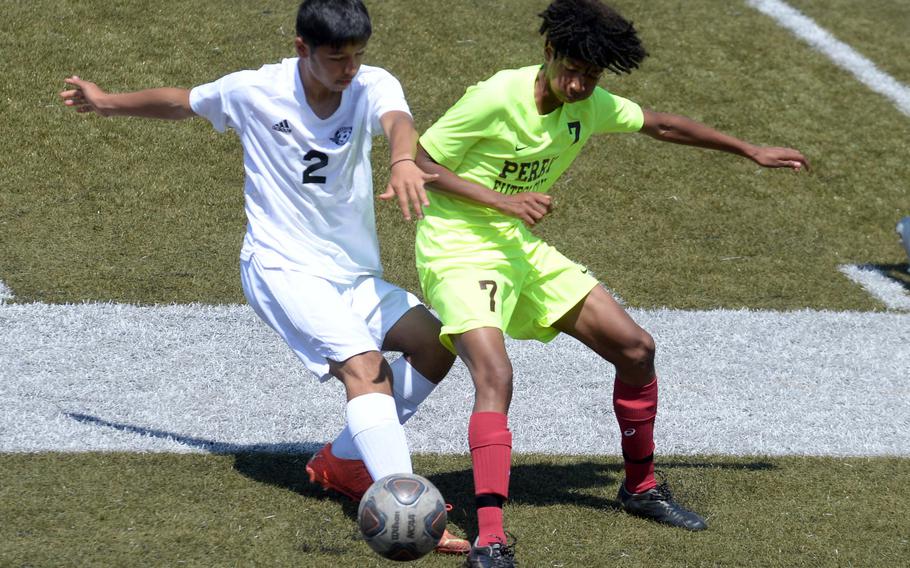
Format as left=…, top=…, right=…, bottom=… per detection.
left=0, top=279, right=13, bottom=303
left=746, top=0, right=910, bottom=117
left=839, top=264, right=910, bottom=311
left=1, top=302, right=908, bottom=457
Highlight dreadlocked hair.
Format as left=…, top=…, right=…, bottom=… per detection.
left=539, top=0, right=648, bottom=74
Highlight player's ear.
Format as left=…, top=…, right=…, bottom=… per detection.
left=544, top=42, right=554, bottom=63
left=295, top=37, right=310, bottom=58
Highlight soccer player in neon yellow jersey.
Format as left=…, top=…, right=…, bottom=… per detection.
left=416, top=0, right=809, bottom=564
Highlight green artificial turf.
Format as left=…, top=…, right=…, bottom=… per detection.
left=2, top=453, right=908, bottom=567
left=1, top=0, right=907, bottom=308
left=2, top=3, right=908, bottom=566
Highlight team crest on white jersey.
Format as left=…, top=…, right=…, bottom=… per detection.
left=330, top=126, right=353, bottom=145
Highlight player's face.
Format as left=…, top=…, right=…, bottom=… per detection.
left=298, top=40, right=367, bottom=92
left=545, top=54, right=603, bottom=104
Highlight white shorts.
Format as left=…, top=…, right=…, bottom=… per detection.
left=241, top=253, right=421, bottom=382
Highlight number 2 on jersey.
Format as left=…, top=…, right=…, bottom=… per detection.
left=302, top=150, right=328, bottom=184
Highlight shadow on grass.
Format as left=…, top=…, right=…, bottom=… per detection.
left=880, top=263, right=910, bottom=289
left=862, top=263, right=910, bottom=291
left=232, top=453, right=776, bottom=539
left=65, top=412, right=776, bottom=539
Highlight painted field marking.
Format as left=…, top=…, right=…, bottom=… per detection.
left=839, top=264, right=910, bottom=311
left=0, top=280, right=13, bottom=303
left=2, top=302, right=908, bottom=456
left=746, top=0, right=910, bottom=117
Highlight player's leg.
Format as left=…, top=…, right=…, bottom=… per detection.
left=328, top=351, right=413, bottom=479
left=383, top=304, right=455, bottom=383
left=553, top=284, right=657, bottom=488
left=301, top=277, right=470, bottom=553
left=239, top=256, right=412, bottom=483
left=381, top=304, right=471, bottom=554
left=418, top=257, right=521, bottom=560
left=327, top=354, right=443, bottom=461
left=325, top=281, right=453, bottom=458
left=513, top=237, right=704, bottom=530
left=554, top=284, right=707, bottom=530
left=516, top=239, right=657, bottom=491
left=452, top=327, right=514, bottom=550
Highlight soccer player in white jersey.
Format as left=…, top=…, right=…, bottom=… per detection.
left=60, top=0, right=469, bottom=554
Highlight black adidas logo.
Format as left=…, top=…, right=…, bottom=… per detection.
left=272, top=119, right=292, bottom=134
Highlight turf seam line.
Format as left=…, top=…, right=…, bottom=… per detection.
left=745, top=0, right=910, bottom=117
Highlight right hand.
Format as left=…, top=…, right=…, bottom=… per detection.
left=59, top=76, right=109, bottom=115
left=379, top=159, right=439, bottom=221
left=495, top=192, right=554, bottom=226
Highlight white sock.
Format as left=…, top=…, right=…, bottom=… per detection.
left=346, top=392, right=412, bottom=479
left=389, top=356, right=438, bottom=423
left=330, top=357, right=438, bottom=460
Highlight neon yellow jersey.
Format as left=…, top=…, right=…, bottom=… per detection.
left=417, top=65, right=644, bottom=260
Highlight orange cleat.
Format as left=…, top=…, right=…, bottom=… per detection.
left=436, top=518, right=471, bottom=555
left=305, top=443, right=373, bottom=501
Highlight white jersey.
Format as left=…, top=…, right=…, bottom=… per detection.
left=189, top=58, right=410, bottom=283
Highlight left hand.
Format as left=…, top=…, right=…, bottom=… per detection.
left=749, top=146, right=810, bottom=171
left=60, top=76, right=111, bottom=115
left=379, top=159, right=439, bottom=221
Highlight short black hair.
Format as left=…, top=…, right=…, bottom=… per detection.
left=539, top=0, right=647, bottom=74
left=296, top=0, right=372, bottom=48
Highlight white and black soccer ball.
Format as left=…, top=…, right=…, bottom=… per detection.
left=357, top=473, right=447, bottom=562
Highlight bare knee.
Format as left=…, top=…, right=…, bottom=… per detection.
left=330, top=351, right=392, bottom=400
left=384, top=306, right=454, bottom=383
left=616, top=330, right=656, bottom=374
left=407, top=335, right=456, bottom=383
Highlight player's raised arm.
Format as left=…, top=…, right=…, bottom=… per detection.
left=639, top=109, right=809, bottom=171
left=59, top=76, right=195, bottom=120
left=415, top=145, right=553, bottom=227
left=378, top=110, right=438, bottom=221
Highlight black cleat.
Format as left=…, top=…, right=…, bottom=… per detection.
left=618, top=480, right=708, bottom=531
left=464, top=537, right=517, bottom=567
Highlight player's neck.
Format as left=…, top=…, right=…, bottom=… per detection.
left=298, top=63, right=342, bottom=120
left=535, top=67, right=562, bottom=115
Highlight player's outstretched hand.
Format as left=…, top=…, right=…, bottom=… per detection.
left=380, top=159, right=438, bottom=221
left=60, top=76, right=110, bottom=116
left=495, top=192, right=554, bottom=227
left=750, top=146, right=810, bottom=172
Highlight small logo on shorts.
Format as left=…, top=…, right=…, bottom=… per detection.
left=331, top=126, right=353, bottom=145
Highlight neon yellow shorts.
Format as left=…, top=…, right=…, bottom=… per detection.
left=417, top=232, right=599, bottom=353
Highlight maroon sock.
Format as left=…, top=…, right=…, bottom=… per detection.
left=469, top=412, right=511, bottom=546
left=613, top=378, right=658, bottom=494
left=476, top=504, right=504, bottom=546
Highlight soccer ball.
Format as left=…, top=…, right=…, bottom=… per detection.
left=357, top=473, right=447, bottom=561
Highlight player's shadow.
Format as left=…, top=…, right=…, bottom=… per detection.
left=861, top=263, right=910, bottom=291
left=424, top=457, right=775, bottom=537
left=64, top=413, right=775, bottom=539
left=231, top=453, right=776, bottom=540
left=230, top=455, right=627, bottom=536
